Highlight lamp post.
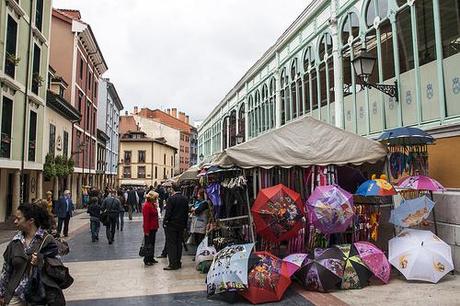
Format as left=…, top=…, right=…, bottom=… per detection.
left=199, top=153, right=204, bottom=162
left=351, top=48, right=398, bottom=102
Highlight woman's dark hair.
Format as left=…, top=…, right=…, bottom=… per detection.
left=117, top=190, right=124, bottom=197
left=18, top=203, right=50, bottom=229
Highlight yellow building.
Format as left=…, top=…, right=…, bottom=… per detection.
left=118, top=131, right=176, bottom=187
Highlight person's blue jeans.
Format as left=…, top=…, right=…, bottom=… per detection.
left=90, top=217, right=100, bottom=241
left=117, top=211, right=125, bottom=230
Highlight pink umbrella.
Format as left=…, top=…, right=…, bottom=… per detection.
left=283, top=253, right=309, bottom=277
left=354, top=241, right=390, bottom=284
left=397, top=175, right=445, bottom=192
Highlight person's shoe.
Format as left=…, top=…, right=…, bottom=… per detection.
left=163, top=266, right=179, bottom=271
left=108, top=240, right=113, bottom=245
left=151, top=259, right=158, bottom=264
left=64, top=234, right=68, bottom=237
left=92, top=238, right=96, bottom=242
left=144, top=262, right=154, bottom=266
left=157, top=254, right=167, bottom=258
left=121, top=228, right=123, bottom=231
left=96, top=236, right=99, bottom=241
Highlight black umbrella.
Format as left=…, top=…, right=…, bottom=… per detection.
left=377, top=127, right=434, bottom=145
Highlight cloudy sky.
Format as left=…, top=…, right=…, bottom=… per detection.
left=53, top=0, right=308, bottom=124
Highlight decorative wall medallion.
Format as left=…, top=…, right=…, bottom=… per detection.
left=57, top=135, right=62, bottom=151
left=359, top=106, right=365, bottom=119
left=30, top=177, right=36, bottom=194
left=405, top=90, right=412, bottom=105
left=346, top=110, right=352, bottom=121
left=453, top=77, right=460, bottom=95
left=372, top=101, right=378, bottom=114
left=426, top=84, right=434, bottom=100
left=389, top=97, right=395, bottom=110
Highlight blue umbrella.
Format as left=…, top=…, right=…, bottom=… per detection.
left=378, top=127, right=434, bottom=145
left=389, top=195, right=435, bottom=227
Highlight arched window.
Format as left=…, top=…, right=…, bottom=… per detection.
left=319, top=32, right=333, bottom=61
left=280, top=68, right=287, bottom=125
left=318, top=33, right=335, bottom=116
left=269, top=77, right=276, bottom=128
left=254, top=90, right=261, bottom=135
left=366, top=0, right=388, bottom=28
left=290, top=58, right=298, bottom=118
left=222, top=117, right=228, bottom=150
left=248, top=95, right=254, bottom=138
left=262, top=84, right=269, bottom=131
left=229, top=110, right=237, bottom=147
left=238, top=103, right=245, bottom=142
left=341, top=12, right=360, bottom=46
left=303, top=47, right=313, bottom=114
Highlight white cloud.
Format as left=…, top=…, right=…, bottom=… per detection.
left=52, top=0, right=307, bottom=123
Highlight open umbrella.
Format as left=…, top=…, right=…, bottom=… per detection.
left=206, top=243, right=254, bottom=296
left=296, top=247, right=344, bottom=292
left=283, top=253, right=309, bottom=277
left=397, top=175, right=445, bottom=192
left=336, top=244, right=372, bottom=289
left=353, top=241, right=390, bottom=284
left=389, top=196, right=435, bottom=228
left=306, top=185, right=355, bottom=234
left=389, top=229, right=453, bottom=283
left=378, top=127, right=434, bottom=145
left=195, top=236, right=217, bottom=268
left=356, top=178, right=397, bottom=196
left=240, top=251, right=292, bottom=304
left=251, top=184, right=305, bottom=242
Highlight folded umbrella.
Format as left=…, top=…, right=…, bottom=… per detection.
left=252, top=184, right=305, bottom=242
left=295, top=247, right=345, bottom=292
left=389, top=196, right=435, bottom=228
left=240, top=251, right=292, bottom=304
left=306, top=185, right=355, bottom=234
left=206, top=243, right=254, bottom=296
left=389, top=229, right=453, bottom=283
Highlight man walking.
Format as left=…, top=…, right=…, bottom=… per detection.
left=163, top=184, right=189, bottom=270
left=55, top=190, right=74, bottom=237
left=101, top=192, right=123, bottom=244
left=126, top=187, right=139, bottom=220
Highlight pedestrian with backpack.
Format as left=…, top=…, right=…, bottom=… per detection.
left=101, top=192, right=123, bottom=244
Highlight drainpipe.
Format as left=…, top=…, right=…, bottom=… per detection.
left=20, top=0, right=35, bottom=204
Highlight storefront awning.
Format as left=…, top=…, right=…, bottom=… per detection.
left=215, top=116, right=387, bottom=169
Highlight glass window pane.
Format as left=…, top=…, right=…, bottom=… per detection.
left=397, top=7, right=415, bottom=74
left=440, top=0, right=460, bottom=58
left=380, top=19, right=396, bottom=80
left=416, top=0, right=436, bottom=66
left=1, top=97, right=13, bottom=158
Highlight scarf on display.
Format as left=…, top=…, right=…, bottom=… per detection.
left=206, top=182, right=222, bottom=219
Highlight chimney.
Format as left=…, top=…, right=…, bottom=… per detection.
left=178, top=111, right=186, bottom=122
left=133, top=106, right=138, bottom=114
left=185, top=115, right=189, bottom=124
left=171, top=108, right=177, bottom=118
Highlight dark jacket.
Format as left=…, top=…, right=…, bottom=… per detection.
left=55, top=196, right=74, bottom=219
left=1, top=234, right=62, bottom=304
left=164, top=192, right=189, bottom=230
left=101, top=196, right=122, bottom=216
left=87, top=201, right=101, bottom=219
left=126, top=190, right=138, bottom=206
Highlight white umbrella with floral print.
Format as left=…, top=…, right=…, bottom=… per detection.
left=389, top=229, right=453, bottom=283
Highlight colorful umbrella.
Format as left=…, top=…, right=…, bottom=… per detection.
left=240, top=252, right=292, bottom=304
left=283, top=253, right=309, bottom=277
left=397, top=175, right=445, bottom=192
left=356, top=179, right=397, bottom=196
left=296, top=247, right=344, bottom=292
left=251, top=184, right=305, bottom=242
left=195, top=236, right=217, bottom=268
left=336, top=244, right=372, bottom=289
left=389, top=196, right=435, bottom=228
left=353, top=241, right=391, bottom=284
left=389, top=229, right=453, bottom=283
left=206, top=243, right=254, bottom=296
left=306, top=185, right=355, bottom=234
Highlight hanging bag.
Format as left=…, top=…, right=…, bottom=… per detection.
left=24, top=235, right=50, bottom=304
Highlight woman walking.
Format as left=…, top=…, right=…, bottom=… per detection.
left=0, top=203, right=65, bottom=305
left=116, top=189, right=126, bottom=231
left=142, top=191, right=159, bottom=266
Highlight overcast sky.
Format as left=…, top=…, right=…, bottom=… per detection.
left=53, top=0, right=308, bottom=124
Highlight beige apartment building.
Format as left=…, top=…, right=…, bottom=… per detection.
left=118, top=131, right=176, bottom=187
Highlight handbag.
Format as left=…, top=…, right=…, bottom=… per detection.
left=139, top=237, right=154, bottom=257
left=44, top=257, right=74, bottom=289
left=100, top=210, right=109, bottom=226
left=24, top=235, right=50, bottom=304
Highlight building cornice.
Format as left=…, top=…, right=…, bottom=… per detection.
left=46, top=90, right=81, bottom=122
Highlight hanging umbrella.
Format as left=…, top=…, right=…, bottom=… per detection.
left=195, top=236, right=217, bottom=268
left=389, top=229, right=453, bottom=283
left=306, top=185, right=355, bottom=234
left=356, top=179, right=397, bottom=196
left=389, top=196, right=435, bottom=228
left=240, top=251, right=292, bottom=304
left=251, top=184, right=305, bottom=242
left=378, top=127, right=434, bottom=145
left=353, top=241, right=391, bottom=284
left=295, top=247, right=345, bottom=292
left=397, top=175, right=445, bottom=192
left=206, top=243, right=254, bottom=296
left=283, top=253, right=309, bottom=277
left=335, top=244, right=372, bottom=289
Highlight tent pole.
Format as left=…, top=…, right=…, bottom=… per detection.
left=245, top=186, right=256, bottom=247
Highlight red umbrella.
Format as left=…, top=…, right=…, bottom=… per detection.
left=240, top=251, right=292, bottom=304
left=251, top=184, right=306, bottom=242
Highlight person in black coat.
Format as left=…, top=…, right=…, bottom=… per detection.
left=87, top=197, right=101, bottom=242
left=163, top=184, right=189, bottom=270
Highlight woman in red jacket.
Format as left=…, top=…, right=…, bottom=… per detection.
left=142, top=191, right=159, bottom=266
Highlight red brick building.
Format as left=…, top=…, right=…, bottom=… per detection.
left=50, top=9, right=108, bottom=200
left=136, top=108, right=193, bottom=173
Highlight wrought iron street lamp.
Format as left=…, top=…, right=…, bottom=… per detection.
left=352, top=48, right=398, bottom=102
